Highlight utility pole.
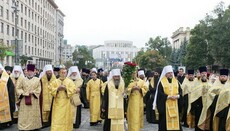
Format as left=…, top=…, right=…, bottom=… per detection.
left=58, top=33, right=64, bottom=65
left=12, top=0, right=19, bottom=65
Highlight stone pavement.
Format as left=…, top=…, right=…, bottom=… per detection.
left=3, top=108, right=194, bottom=131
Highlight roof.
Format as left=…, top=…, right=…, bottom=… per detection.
left=48, top=0, right=58, bottom=9
left=57, top=9, right=65, bottom=17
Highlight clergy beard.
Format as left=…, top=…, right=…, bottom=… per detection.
left=188, top=78, right=194, bottom=81
left=46, top=74, right=52, bottom=80
left=27, top=74, right=33, bottom=79
left=14, top=73, right=20, bottom=78
left=71, top=75, right=78, bottom=80
left=201, top=76, right=207, bottom=82
left=220, top=80, right=227, bottom=84
left=114, top=79, right=120, bottom=87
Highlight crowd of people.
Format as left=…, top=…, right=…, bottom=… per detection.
left=0, top=62, right=229, bottom=131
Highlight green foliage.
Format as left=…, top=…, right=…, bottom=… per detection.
left=72, top=45, right=95, bottom=69
left=145, top=36, right=172, bottom=60
left=64, top=60, right=74, bottom=69
left=20, top=55, right=32, bottom=66
left=185, top=2, right=230, bottom=68
left=134, top=36, right=171, bottom=70
left=0, top=42, right=13, bottom=63
left=134, top=49, right=167, bottom=70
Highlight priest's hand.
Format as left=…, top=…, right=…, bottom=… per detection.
left=58, top=85, right=66, bottom=91
left=168, top=95, right=179, bottom=100
left=76, top=88, right=80, bottom=93
left=101, top=108, right=105, bottom=112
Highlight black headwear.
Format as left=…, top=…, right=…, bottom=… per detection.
left=219, top=69, right=229, bottom=76
left=199, top=66, right=207, bottom=73
left=187, top=69, right=195, bottom=75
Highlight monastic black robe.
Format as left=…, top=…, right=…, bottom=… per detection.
left=156, top=78, right=183, bottom=131
left=0, top=75, right=15, bottom=129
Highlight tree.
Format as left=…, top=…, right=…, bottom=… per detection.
left=64, top=60, right=74, bottom=69
left=72, top=45, right=95, bottom=69
left=134, top=50, right=167, bottom=70
left=133, top=48, right=145, bottom=65
left=0, top=42, right=13, bottom=64
left=145, top=36, right=172, bottom=62
left=208, top=3, right=230, bottom=67
left=185, top=2, right=230, bottom=69
left=20, top=55, right=33, bottom=67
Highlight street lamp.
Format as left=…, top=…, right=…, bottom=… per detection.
left=58, top=33, right=64, bottom=65
left=12, top=0, right=19, bottom=65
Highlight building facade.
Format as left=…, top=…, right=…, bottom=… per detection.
left=55, top=8, right=64, bottom=66
left=0, top=0, right=64, bottom=69
left=62, top=40, right=74, bottom=64
left=92, top=40, right=139, bottom=69
left=171, top=27, right=190, bottom=49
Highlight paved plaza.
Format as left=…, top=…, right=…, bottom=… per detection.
left=3, top=108, right=194, bottom=131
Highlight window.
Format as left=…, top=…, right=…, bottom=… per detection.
left=6, top=9, right=9, bottom=20
left=28, top=9, right=30, bottom=17
left=28, top=34, right=30, bottom=42
left=25, top=45, right=27, bottom=54
left=28, top=22, right=30, bottom=31
left=21, top=4, right=23, bottom=13
left=0, top=22, right=3, bottom=33
left=25, top=7, right=27, bottom=15
left=34, top=25, right=36, bottom=34
left=24, top=20, right=27, bottom=28
left=21, top=17, right=23, bottom=27
left=31, top=24, right=33, bottom=31
left=21, top=31, right=23, bottom=39
left=32, top=0, right=34, bottom=7
left=35, top=47, right=36, bottom=55
left=25, top=32, right=27, bottom=42
left=32, top=35, right=34, bottom=43
left=32, top=12, right=33, bottom=19
left=35, top=37, right=37, bottom=45
left=35, top=14, right=36, bottom=21
left=0, top=6, right=3, bottom=17
left=11, top=12, right=14, bottom=22
left=7, top=25, right=9, bottom=35
left=12, top=27, right=14, bottom=36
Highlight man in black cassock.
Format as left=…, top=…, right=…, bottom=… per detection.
left=53, top=67, right=60, bottom=78
left=198, top=69, right=229, bottom=131
left=98, top=68, right=107, bottom=83
left=80, top=68, right=91, bottom=108
left=101, top=69, right=125, bottom=131
left=181, top=69, right=196, bottom=127
left=156, top=65, right=183, bottom=131
left=213, top=85, right=230, bottom=131
left=145, top=71, right=158, bottom=124
left=190, top=66, right=211, bottom=131
left=4, top=66, right=13, bottom=75
left=177, top=68, right=185, bottom=85
left=0, top=64, right=15, bottom=129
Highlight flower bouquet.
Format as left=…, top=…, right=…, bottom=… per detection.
left=122, top=61, right=137, bottom=88
left=122, top=62, right=137, bottom=117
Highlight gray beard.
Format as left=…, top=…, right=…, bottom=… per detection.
left=71, top=76, right=78, bottom=80
left=14, top=73, right=20, bottom=78
left=114, top=80, right=120, bottom=87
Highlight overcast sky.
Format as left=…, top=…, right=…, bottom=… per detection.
left=55, top=0, right=230, bottom=48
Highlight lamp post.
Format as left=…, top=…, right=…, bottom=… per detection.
left=12, top=0, right=19, bottom=65
left=58, top=33, right=64, bottom=65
